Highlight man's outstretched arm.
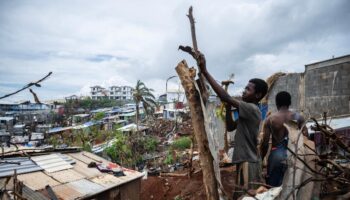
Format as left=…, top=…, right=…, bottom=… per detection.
left=197, top=53, right=240, bottom=108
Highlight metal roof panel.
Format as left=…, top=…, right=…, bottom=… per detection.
left=22, top=185, right=50, bottom=200
left=0, top=157, right=42, bottom=178
left=31, top=154, right=73, bottom=173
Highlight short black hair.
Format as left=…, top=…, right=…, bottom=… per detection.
left=249, top=78, right=268, bottom=100
left=276, top=91, right=291, bottom=108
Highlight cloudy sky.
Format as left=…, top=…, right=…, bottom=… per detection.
left=0, top=0, right=349, bottom=103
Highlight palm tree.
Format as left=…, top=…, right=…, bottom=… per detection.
left=133, top=80, right=157, bottom=131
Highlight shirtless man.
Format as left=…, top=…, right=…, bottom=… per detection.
left=260, top=91, right=306, bottom=187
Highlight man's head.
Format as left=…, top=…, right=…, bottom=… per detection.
left=242, top=78, right=268, bottom=103
left=276, top=91, right=291, bottom=110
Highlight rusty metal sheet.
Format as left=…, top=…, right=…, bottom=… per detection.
left=52, top=184, right=83, bottom=200
left=90, top=174, right=123, bottom=187
left=18, top=171, right=60, bottom=191
left=22, top=185, right=50, bottom=200
left=31, top=154, right=73, bottom=173
left=71, top=159, right=102, bottom=178
left=67, top=179, right=104, bottom=195
left=47, top=169, right=85, bottom=183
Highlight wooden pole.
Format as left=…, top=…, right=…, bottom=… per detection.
left=176, top=60, right=219, bottom=200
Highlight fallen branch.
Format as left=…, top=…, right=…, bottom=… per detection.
left=311, top=118, right=350, bottom=154
left=160, top=172, right=188, bottom=177
left=0, top=72, right=52, bottom=100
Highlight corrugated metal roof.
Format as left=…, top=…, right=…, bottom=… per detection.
left=22, top=185, right=50, bottom=200
left=1, top=151, right=144, bottom=199
left=0, top=117, right=14, bottom=121
left=47, top=169, right=84, bottom=183
left=18, top=171, right=60, bottom=190
left=30, top=132, right=45, bottom=140
left=57, top=153, right=76, bottom=165
left=48, top=126, right=72, bottom=134
left=67, top=179, right=104, bottom=195
left=31, top=154, right=73, bottom=173
left=0, top=157, right=42, bottom=178
left=52, top=184, right=83, bottom=200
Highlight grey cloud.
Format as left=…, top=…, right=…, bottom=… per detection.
left=0, top=0, right=349, bottom=102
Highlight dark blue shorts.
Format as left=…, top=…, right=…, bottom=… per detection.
left=266, top=141, right=288, bottom=187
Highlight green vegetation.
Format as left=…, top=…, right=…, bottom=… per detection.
left=164, top=150, right=176, bottom=165
left=105, top=131, right=133, bottom=165
left=48, top=136, right=59, bottom=148
left=93, top=112, right=105, bottom=121
left=104, top=130, right=159, bottom=167
left=171, top=136, right=191, bottom=150
left=174, top=196, right=183, bottom=200
left=144, top=137, right=158, bottom=152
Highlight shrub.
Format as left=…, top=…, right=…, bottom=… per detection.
left=171, top=136, right=191, bottom=150
left=144, top=137, right=158, bottom=152
left=93, top=112, right=105, bottom=121
left=164, top=150, right=175, bottom=165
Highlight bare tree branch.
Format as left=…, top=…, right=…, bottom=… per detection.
left=187, top=6, right=198, bottom=53
left=0, top=72, right=52, bottom=100
left=29, top=89, right=41, bottom=104
left=311, top=118, right=350, bottom=154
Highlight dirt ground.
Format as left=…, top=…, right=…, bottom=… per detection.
left=141, top=166, right=235, bottom=200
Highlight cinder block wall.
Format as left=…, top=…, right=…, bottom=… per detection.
left=267, top=73, right=301, bottom=113
left=305, top=60, right=350, bottom=118
left=267, top=55, right=350, bottom=118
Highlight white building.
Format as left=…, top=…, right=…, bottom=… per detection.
left=90, top=85, right=134, bottom=100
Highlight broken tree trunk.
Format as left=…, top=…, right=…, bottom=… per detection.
left=176, top=60, right=219, bottom=200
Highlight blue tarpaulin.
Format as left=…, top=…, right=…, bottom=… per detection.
left=233, top=104, right=268, bottom=120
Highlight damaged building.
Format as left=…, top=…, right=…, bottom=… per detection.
left=267, top=54, right=350, bottom=117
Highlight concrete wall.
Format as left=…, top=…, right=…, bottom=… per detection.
left=267, top=73, right=302, bottom=113
left=267, top=55, right=350, bottom=118
left=305, top=59, right=350, bottom=118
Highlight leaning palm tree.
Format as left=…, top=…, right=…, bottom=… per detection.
left=133, top=80, right=157, bottom=131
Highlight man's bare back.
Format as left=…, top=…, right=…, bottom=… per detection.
left=266, top=109, right=301, bottom=147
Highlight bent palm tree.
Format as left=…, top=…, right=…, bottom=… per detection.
left=133, top=80, right=157, bottom=131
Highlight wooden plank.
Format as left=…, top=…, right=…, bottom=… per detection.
left=18, top=172, right=60, bottom=191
